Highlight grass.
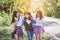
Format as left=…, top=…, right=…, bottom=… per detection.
left=0, top=25, right=50, bottom=40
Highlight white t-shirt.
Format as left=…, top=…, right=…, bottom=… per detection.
left=34, top=17, right=44, bottom=26
left=14, top=16, right=24, bottom=26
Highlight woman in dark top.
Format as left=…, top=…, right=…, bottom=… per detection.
left=24, top=12, right=33, bottom=40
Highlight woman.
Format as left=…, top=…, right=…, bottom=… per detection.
left=24, top=12, right=33, bottom=40
left=34, top=10, right=44, bottom=40
left=11, top=10, right=24, bottom=40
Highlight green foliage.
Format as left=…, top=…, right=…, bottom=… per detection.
left=51, top=0, right=60, bottom=18
left=0, top=27, right=12, bottom=40
left=0, top=0, right=13, bottom=26
left=0, top=0, right=13, bottom=13
left=43, top=0, right=60, bottom=18
left=0, top=11, right=12, bottom=26
left=45, top=11, right=53, bottom=17
left=55, top=0, right=58, bottom=3
left=53, top=6, right=60, bottom=18
left=0, top=0, right=11, bottom=6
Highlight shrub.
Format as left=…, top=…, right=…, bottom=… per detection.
left=0, top=11, right=12, bottom=26
left=53, top=6, right=60, bottom=18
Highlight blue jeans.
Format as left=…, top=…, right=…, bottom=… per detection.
left=27, top=30, right=33, bottom=40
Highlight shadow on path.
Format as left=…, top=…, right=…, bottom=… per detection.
left=55, top=33, right=60, bottom=38
left=44, top=21, right=58, bottom=27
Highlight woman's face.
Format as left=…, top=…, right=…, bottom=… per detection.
left=37, top=13, right=40, bottom=17
left=16, top=13, right=20, bottom=17
left=25, top=14, right=29, bottom=18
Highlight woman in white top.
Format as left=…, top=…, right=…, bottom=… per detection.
left=11, top=10, right=24, bottom=40
left=34, top=10, right=44, bottom=40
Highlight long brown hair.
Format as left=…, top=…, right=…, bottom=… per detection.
left=11, top=10, right=20, bottom=23
left=24, top=12, right=33, bottom=31
left=36, top=10, right=43, bottom=19
left=24, top=12, right=32, bottom=20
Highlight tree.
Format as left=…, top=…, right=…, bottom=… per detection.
left=0, top=0, right=13, bottom=13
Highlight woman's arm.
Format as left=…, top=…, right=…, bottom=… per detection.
left=14, top=17, right=18, bottom=26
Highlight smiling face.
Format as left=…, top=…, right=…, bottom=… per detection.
left=36, top=10, right=43, bottom=19
left=25, top=14, right=30, bottom=19
left=16, top=12, right=20, bottom=18
left=25, top=12, right=30, bottom=18
left=11, top=10, right=20, bottom=23
left=37, top=12, right=40, bottom=17
left=24, top=12, right=32, bottom=20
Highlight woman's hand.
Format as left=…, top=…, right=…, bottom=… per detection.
left=26, top=19, right=31, bottom=24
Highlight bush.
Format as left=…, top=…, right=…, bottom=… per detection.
left=0, top=0, right=13, bottom=13
left=45, top=9, right=53, bottom=17
left=46, top=11, right=53, bottom=17
left=53, top=6, right=60, bottom=18
left=0, top=11, right=12, bottom=26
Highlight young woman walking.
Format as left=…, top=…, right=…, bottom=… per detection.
left=34, top=10, right=44, bottom=40
left=11, top=10, right=24, bottom=40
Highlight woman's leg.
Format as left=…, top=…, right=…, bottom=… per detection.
left=31, top=31, right=33, bottom=40
left=12, top=33, right=19, bottom=40
left=15, top=34, right=19, bottom=40
left=12, top=33, right=15, bottom=40
left=12, top=29, right=16, bottom=40
left=35, top=33, right=39, bottom=40
left=27, top=31, right=33, bottom=40
left=39, top=34, right=42, bottom=40
left=39, top=30, right=42, bottom=40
